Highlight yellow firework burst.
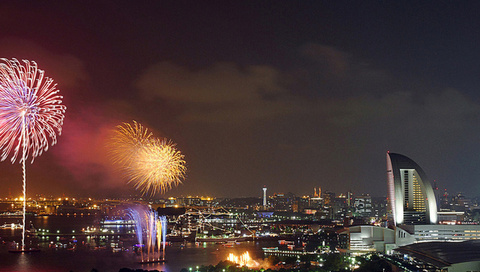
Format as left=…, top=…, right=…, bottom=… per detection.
left=109, top=121, right=186, bottom=195
left=109, top=121, right=153, bottom=167
left=128, top=139, right=186, bottom=195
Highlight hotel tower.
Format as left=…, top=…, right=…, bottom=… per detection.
left=386, top=152, right=437, bottom=225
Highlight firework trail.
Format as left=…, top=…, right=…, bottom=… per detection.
left=110, top=121, right=186, bottom=196
left=0, top=58, right=66, bottom=250
left=160, top=215, right=167, bottom=260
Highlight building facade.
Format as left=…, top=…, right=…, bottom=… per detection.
left=386, top=152, right=437, bottom=225
left=354, top=195, right=372, bottom=218
left=338, top=225, right=415, bottom=255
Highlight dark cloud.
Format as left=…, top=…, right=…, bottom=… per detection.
left=136, top=62, right=297, bottom=123
left=1, top=2, right=480, bottom=198
left=0, top=38, right=88, bottom=89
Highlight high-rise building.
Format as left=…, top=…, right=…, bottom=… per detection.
left=262, top=186, right=267, bottom=209
left=354, top=195, right=372, bottom=218
left=386, top=152, right=437, bottom=225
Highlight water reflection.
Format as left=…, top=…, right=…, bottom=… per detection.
left=14, top=254, right=30, bottom=271
left=0, top=215, right=277, bottom=272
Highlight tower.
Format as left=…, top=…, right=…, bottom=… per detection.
left=263, top=186, right=267, bottom=209
left=386, top=152, right=437, bottom=225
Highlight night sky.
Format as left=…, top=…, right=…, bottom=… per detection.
left=1, top=1, right=480, bottom=198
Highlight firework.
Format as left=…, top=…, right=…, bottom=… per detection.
left=110, top=121, right=186, bottom=196
left=127, top=206, right=167, bottom=262
left=227, top=251, right=259, bottom=267
left=0, top=58, right=65, bottom=163
left=109, top=121, right=153, bottom=167
left=128, top=138, right=186, bottom=195
left=0, top=58, right=66, bottom=251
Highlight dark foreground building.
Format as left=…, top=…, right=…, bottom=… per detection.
left=394, top=240, right=480, bottom=272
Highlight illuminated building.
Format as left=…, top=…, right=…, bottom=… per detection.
left=313, top=187, right=321, bottom=197
left=386, top=152, right=437, bottom=225
left=354, top=195, right=372, bottom=218
left=401, top=224, right=480, bottom=242
left=338, top=225, right=414, bottom=255
left=262, top=186, right=267, bottom=209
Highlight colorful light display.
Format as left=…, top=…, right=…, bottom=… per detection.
left=110, top=121, right=186, bottom=196
left=0, top=58, right=66, bottom=251
left=227, top=251, right=259, bottom=267
left=127, top=206, right=167, bottom=263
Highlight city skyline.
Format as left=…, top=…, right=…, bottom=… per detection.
left=1, top=2, right=480, bottom=198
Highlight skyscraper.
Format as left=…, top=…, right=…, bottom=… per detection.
left=386, top=152, right=437, bottom=225
left=262, top=186, right=267, bottom=209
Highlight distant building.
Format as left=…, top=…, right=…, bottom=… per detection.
left=262, top=186, right=267, bottom=209
left=453, top=192, right=471, bottom=212
left=324, top=191, right=335, bottom=206
left=386, top=152, right=437, bottom=225
left=401, top=224, right=480, bottom=242
left=271, top=192, right=296, bottom=211
left=354, top=195, right=372, bottom=218
left=440, top=189, right=451, bottom=210
left=313, top=187, right=322, bottom=198
left=437, top=211, right=465, bottom=224
left=371, top=197, right=387, bottom=219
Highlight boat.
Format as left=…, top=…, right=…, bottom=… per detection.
left=0, top=223, right=22, bottom=229
left=195, top=235, right=252, bottom=243
left=101, top=219, right=135, bottom=226
left=223, top=241, right=236, bottom=247
left=0, top=211, right=23, bottom=218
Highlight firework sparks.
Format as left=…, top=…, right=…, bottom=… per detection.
left=109, top=121, right=153, bottom=167
left=0, top=58, right=66, bottom=251
left=128, top=139, right=186, bottom=195
left=227, top=251, right=259, bottom=267
left=110, top=121, right=186, bottom=196
left=0, top=58, right=66, bottom=163
left=127, top=206, right=167, bottom=262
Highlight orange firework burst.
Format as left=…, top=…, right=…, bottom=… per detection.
left=109, top=121, right=153, bottom=167
left=109, top=121, right=186, bottom=195
left=129, top=138, right=186, bottom=195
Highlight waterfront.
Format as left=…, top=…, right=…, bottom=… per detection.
left=0, top=240, right=276, bottom=272
left=0, top=215, right=278, bottom=272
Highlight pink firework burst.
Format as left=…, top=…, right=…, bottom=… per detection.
left=0, top=58, right=66, bottom=251
left=0, top=58, right=66, bottom=164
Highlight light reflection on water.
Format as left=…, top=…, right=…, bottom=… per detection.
left=14, top=254, right=29, bottom=271
left=0, top=215, right=276, bottom=272
left=0, top=241, right=273, bottom=272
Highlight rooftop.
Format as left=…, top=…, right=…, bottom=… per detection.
left=395, top=240, right=480, bottom=268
